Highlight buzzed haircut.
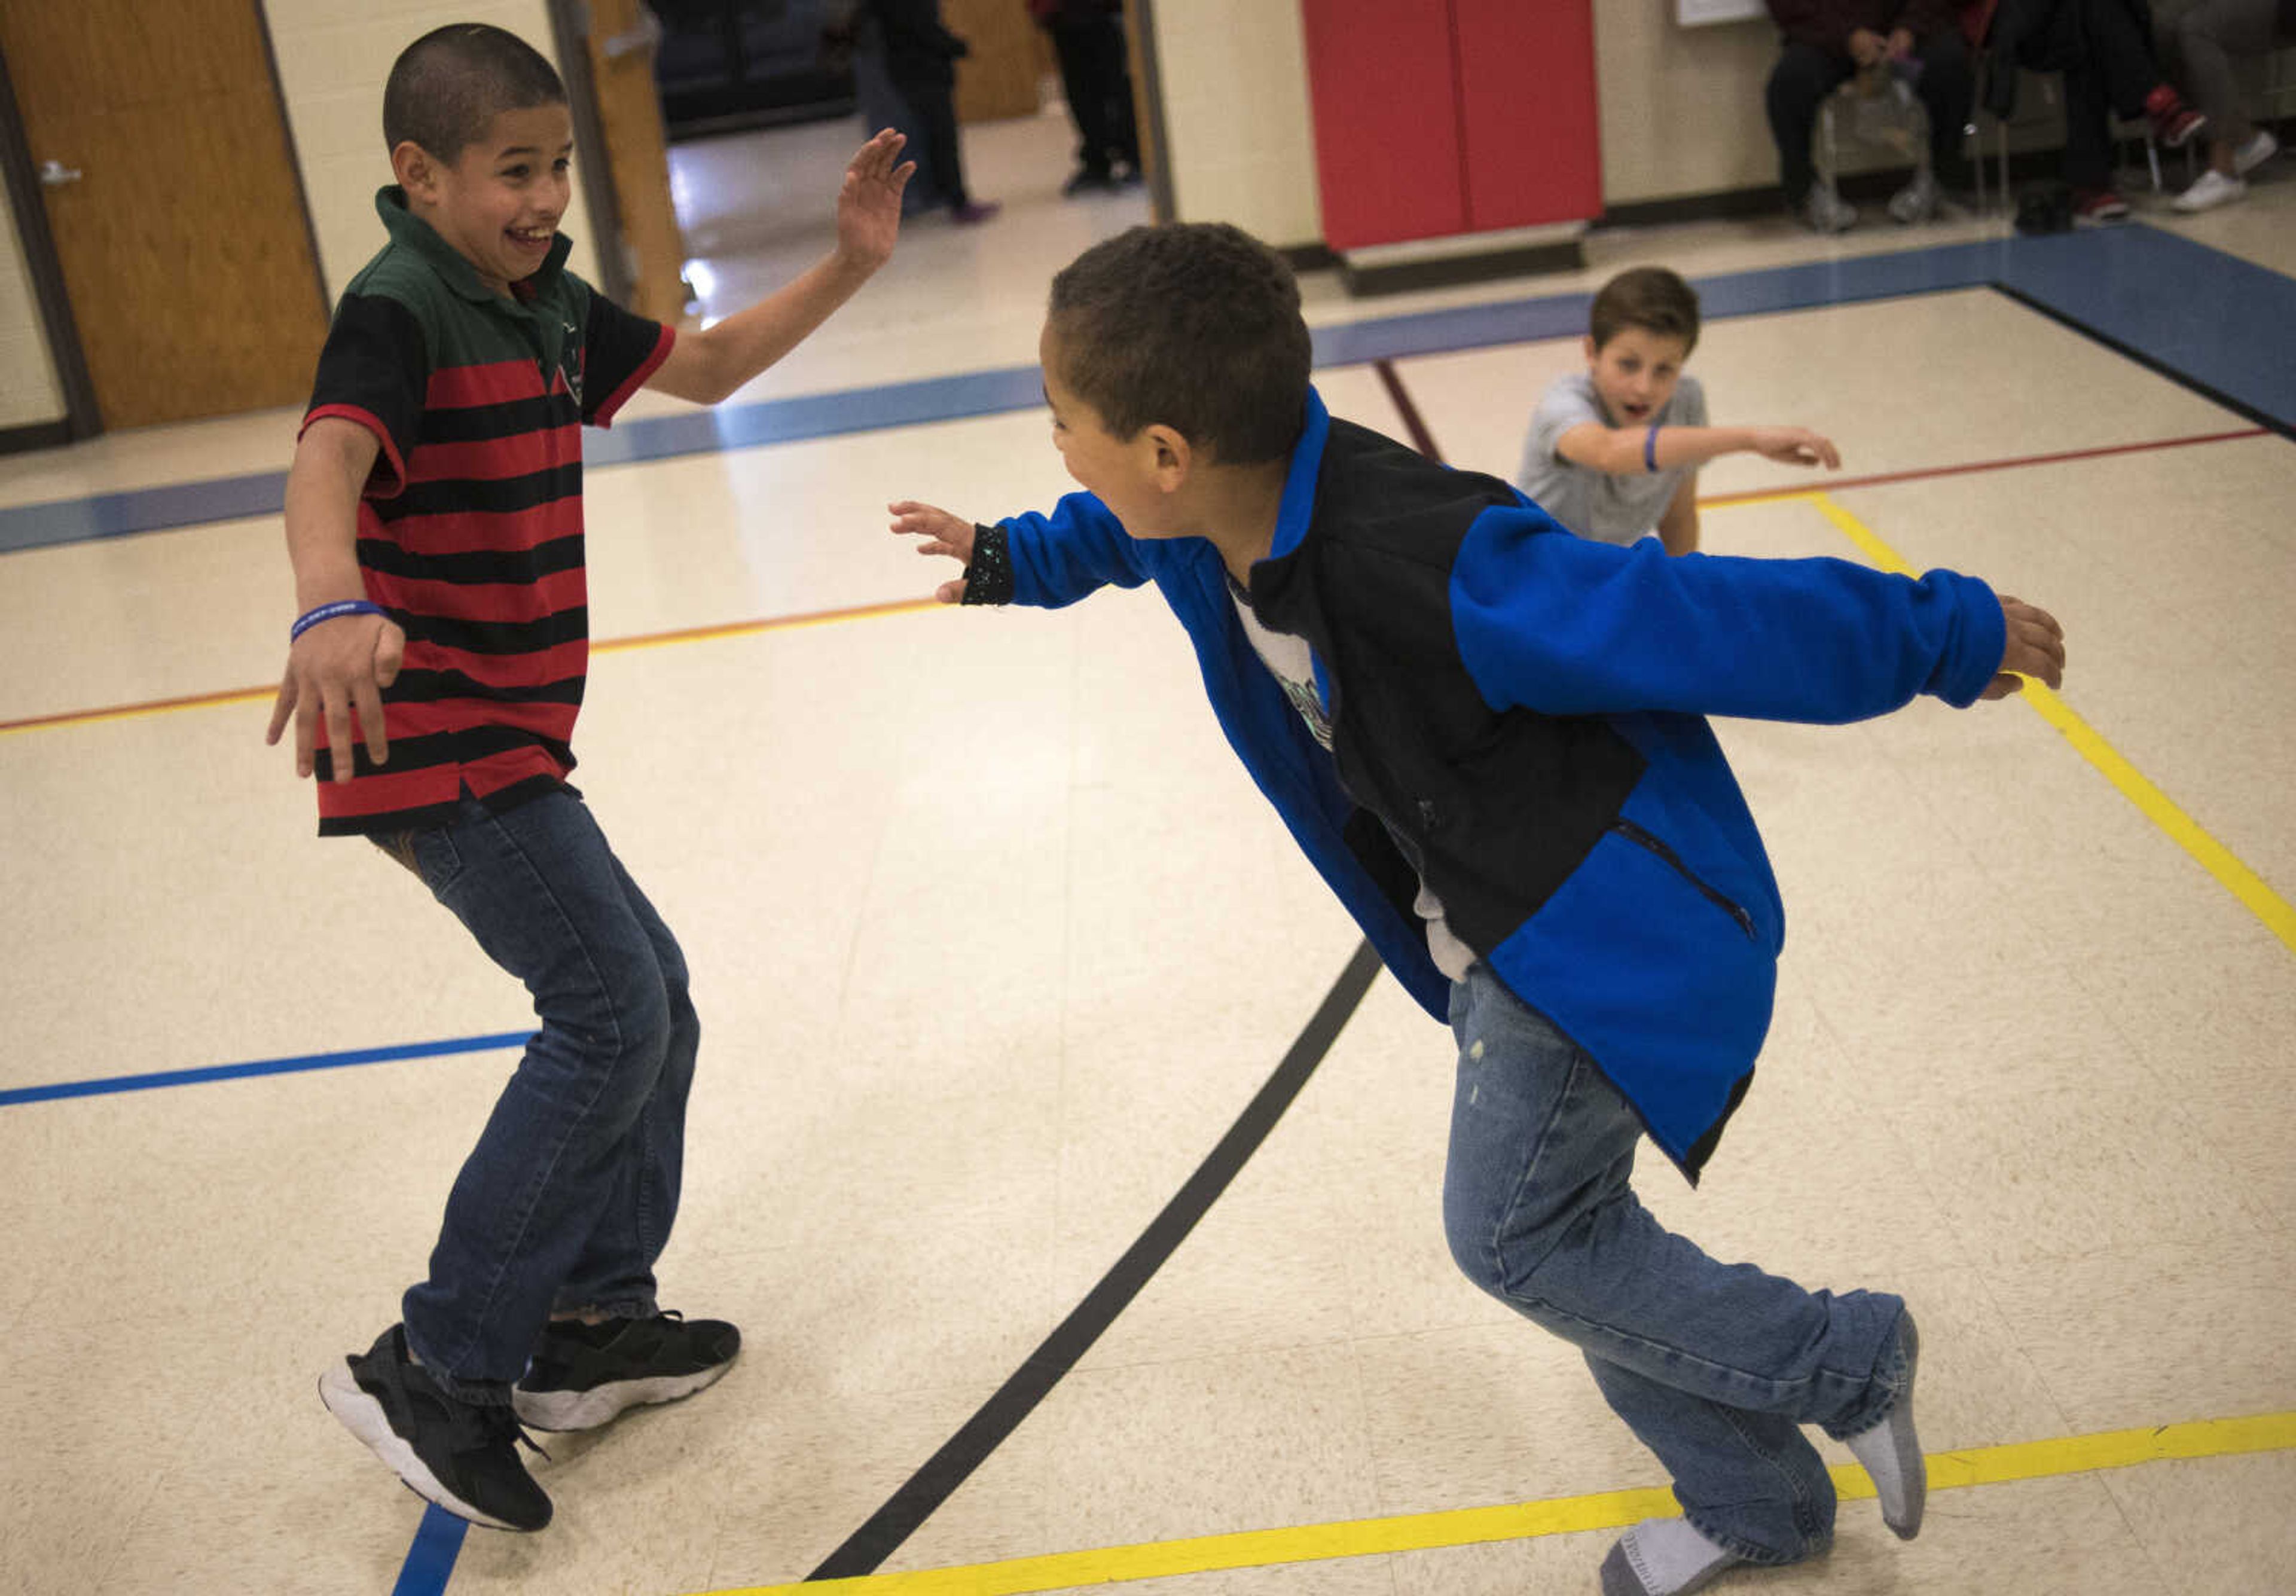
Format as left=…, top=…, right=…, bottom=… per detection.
left=383, top=23, right=567, bottom=163
left=1048, top=223, right=1312, bottom=466
left=1588, top=266, right=1701, bottom=356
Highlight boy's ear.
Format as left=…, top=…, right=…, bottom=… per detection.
left=390, top=140, right=440, bottom=199
left=1144, top=423, right=1193, bottom=489
left=1581, top=332, right=1599, bottom=363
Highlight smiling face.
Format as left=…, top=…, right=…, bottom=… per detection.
left=395, top=103, right=574, bottom=297
left=1584, top=325, right=1691, bottom=429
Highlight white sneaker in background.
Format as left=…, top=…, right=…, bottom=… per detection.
left=1887, top=169, right=1939, bottom=224
left=1802, top=184, right=1858, bottom=234
left=2172, top=167, right=2247, bottom=212
left=2231, top=129, right=2277, bottom=176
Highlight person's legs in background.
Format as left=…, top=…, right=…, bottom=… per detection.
left=1766, top=39, right=1858, bottom=230
left=890, top=66, right=999, bottom=222
left=2163, top=0, right=2289, bottom=209
left=1892, top=26, right=1976, bottom=218
left=1047, top=16, right=1114, bottom=191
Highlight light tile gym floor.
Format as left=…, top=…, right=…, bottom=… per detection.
left=1, top=103, right=2292, bottom=1595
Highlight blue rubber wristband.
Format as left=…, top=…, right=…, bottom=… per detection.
left=291, top=599, right=384, bottom=642
left=1644, top=426, right=1660, bottom=474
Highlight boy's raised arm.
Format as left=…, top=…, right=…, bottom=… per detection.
left=266, top=417, right=405, bottom=780
left=645, top=130, right=913, bottom=405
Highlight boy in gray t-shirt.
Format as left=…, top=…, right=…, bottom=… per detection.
left=1515, top=267, right=1840, bottom=554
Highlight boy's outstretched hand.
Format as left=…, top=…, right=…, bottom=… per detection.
left=835, top=129, right=914, bottom=274
left=1747, top=426, right=1841, bottom=469
left=1981, top=596, right=2066, bottom=700
left=890, top=501, right=975, bottom=603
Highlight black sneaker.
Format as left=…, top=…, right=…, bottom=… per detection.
left=318, top=1325, right=552, bottom=1531
left=512, top=1310, right=741, bottom=1432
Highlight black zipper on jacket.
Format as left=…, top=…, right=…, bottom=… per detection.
left=1610, top=819, right=1757, bottom=941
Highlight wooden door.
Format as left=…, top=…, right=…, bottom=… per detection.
left=943, top=0, right=1042, bottom=123
left=580, top=0, right=689, bottom=327
left=0, top=0, right=326, bottom=428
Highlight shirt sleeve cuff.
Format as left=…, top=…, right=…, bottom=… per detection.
left=591, top=323, right=676, bottom=429
left=960, top=523, right=1014, bottom=605
left=300, top=404, right=409, bottom=498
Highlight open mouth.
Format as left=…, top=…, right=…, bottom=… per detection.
left=508, top=225, right=555, bottom=251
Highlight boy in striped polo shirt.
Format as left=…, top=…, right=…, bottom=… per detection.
left=266, top=23, right=911, bottom=1532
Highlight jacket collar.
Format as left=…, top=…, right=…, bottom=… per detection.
left=375, top=185, right=573, bottom=304
left=1263, top=385, right=1331, bottom=566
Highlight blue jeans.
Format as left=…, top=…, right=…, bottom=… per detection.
left=1442, top=965, right=1910, bottom=1564
left=385, top=791, right=700, bottom=1402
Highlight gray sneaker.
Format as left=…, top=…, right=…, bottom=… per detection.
left=1888, top=169, right=1938, bottom=224
left=1802, top=184, right=1858, bottom=234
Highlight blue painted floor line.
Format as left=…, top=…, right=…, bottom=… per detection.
left=0, top=1030, right=530, bottom=1108
left=390, top=1505, right=470, bottom=1596
left=5, top=224, right=2286, bottom=560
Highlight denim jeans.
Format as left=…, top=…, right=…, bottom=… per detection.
left=1442, top=964, right=1910, bottom=1564
left=385, top=790, right=700, bottom=1402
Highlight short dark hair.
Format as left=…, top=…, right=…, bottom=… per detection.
left=1588, top=266, right=1700, bottom=356
left=383, top=24, right=567, bottom=164
left=1046, top=223, right=1311, bottom=466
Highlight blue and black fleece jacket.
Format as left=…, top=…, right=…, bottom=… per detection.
left=963, top=387, right=2005, bottom=1181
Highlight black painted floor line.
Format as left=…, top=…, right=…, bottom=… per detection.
left=807, top=939, right=1387, bottom=1580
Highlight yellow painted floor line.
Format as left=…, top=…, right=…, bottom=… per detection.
left=1806, top=490, right=2296, bottom=957
left=690, top=1412, right=2296, bottom=1596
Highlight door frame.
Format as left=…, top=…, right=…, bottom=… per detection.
left=546, top=0, right=638, bottom=310
left=0, top=41, right=99, bottom=450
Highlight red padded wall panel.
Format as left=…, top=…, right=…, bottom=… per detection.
left=1452, top=0, right=1603, bottom=230
left=1297, top=0, right=1466, bottom=249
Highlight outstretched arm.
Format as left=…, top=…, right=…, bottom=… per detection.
left=646, top=130, right=914, bottom=405
left=1449, top=506, right=2054, bottom=724
left=1554, top=421, right=1840, bottom=478
left=890, top=490, right=1150, bottom=608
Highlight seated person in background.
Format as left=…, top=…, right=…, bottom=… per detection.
left=1515, top=268, right=1840, bottom=557
left=1764, top=0, right=1977, bottom=231
left=1978, top=0, right=2208, bottom=223
left=2152, top=0, right=2291, bottom=211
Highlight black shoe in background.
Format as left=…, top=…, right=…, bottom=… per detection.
left=513, top=1310, right=741, bottom=1432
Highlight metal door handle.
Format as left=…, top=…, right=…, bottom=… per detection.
left=38, top=160, right=83, bottom=187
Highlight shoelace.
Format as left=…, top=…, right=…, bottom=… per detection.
left=447, top=1397, right=552, bottom=1463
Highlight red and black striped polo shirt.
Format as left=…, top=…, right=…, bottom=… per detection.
left=300, top=187, right=672, bottom=836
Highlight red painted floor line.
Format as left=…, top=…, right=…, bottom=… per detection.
left=1697, top=427, right=2269, bottom=506
left=4, top=425, right=2273, bottom=738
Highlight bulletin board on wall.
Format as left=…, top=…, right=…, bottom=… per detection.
left=1677, top=0, right=1766, bottom=22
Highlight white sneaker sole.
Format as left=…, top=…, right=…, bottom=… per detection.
left=319, top=1362, right=527, bottom=1531
left=511, top=1356, right=735, bottom=1432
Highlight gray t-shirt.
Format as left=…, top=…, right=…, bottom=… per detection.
left=1514, top=371, right=1707, bottom=546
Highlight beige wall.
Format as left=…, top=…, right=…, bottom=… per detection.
left=1149, top=0, right=1323, bottom=248
left=261, top=0, right=606, bottom=307
left=0, top=188, right=66, bottom=430
left=1596, top=4, right=1786, bottom=203
left=1148, top=0, right=1919, bottom=242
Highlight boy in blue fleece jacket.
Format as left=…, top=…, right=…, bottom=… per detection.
left=890, top=224, right=2064, bottom=1595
